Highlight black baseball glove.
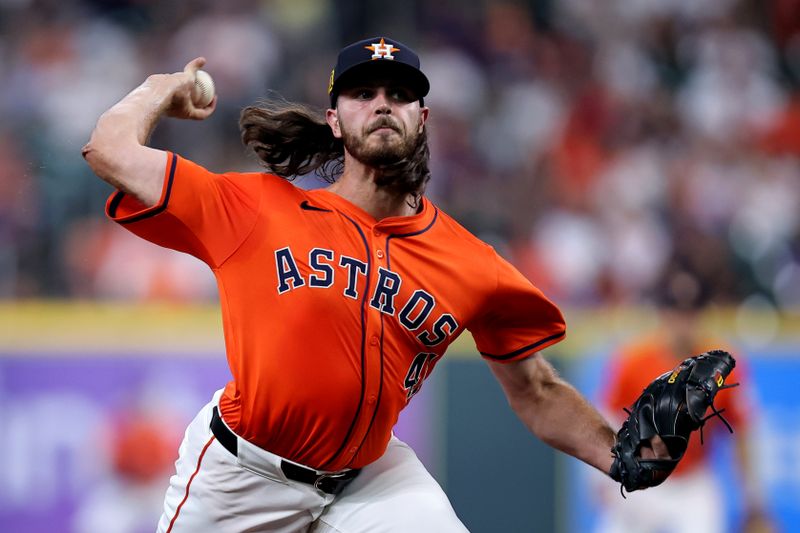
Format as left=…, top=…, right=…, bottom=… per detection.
left=609, top=349, right=738, bottom=495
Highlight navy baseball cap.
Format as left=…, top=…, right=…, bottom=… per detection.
left=328, top=36, right=430, bottom=108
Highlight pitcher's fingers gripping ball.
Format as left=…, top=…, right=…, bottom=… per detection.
left=609, top=349, right=739, bottom=495
left=192, top=69, right=215, bottom=107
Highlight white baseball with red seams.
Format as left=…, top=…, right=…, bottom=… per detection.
left=192, top=70, right=215, bottom=107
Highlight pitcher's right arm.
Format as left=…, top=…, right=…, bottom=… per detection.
left=82, top=57, right=217, bottom=206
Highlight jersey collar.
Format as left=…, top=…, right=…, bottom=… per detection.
left=311, top=189, right=438, bottom=236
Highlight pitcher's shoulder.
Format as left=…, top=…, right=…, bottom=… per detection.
left=430, top=204, right=496, bottom=253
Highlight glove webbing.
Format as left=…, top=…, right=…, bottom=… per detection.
left=614, top=380, right=739, bottom=498
left=697, top=381, right=739, bottom=445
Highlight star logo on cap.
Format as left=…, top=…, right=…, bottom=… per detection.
left=365, top=38, right=400, bottom=60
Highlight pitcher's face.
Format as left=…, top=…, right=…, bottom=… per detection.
left=328, top=81, right=428, bottom=167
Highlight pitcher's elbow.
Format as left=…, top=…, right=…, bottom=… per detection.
left=81, top=136, right=115, bottom=180
left=81, top=140, right=98, bottom=167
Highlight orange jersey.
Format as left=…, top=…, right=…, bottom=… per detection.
left=602, top=333, right=748, bottom=475
left=106, top=153, right=566, bottom=470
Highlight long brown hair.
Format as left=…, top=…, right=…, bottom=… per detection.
left=239, top=98, right=431, bottom=200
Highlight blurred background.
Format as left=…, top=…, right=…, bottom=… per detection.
left=1, top=0, right=799, bottom=531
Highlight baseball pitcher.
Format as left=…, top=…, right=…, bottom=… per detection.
left=82, top=36, right=736, bottom=532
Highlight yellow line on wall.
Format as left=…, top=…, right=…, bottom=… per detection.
left=1, top=301, right=798, bottom=357
left=0, top=300, right=224, bottom=354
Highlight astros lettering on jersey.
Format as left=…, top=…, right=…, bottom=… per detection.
left=107, top=153, right=566, bottom=471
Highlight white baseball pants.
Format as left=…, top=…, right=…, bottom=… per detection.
left=157, top=391, right=468, bottom=533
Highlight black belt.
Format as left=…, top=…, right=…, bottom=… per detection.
left=210, top=407, right=359, bottom=495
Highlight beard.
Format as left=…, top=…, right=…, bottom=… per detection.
left=340, top=116, right=423, bottom=190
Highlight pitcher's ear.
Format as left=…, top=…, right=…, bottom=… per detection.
left=326, top=109, right=342, bottom=138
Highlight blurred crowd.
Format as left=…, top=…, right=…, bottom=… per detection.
left=2, top=0, right=800, bottom=310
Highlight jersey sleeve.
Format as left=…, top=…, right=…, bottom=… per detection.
left=470, top=252, right=566, bottom=363
left=105, top=152, right=262, bottom=268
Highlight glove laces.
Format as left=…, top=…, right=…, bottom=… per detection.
left=698, top=382, right=739, bottom=445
